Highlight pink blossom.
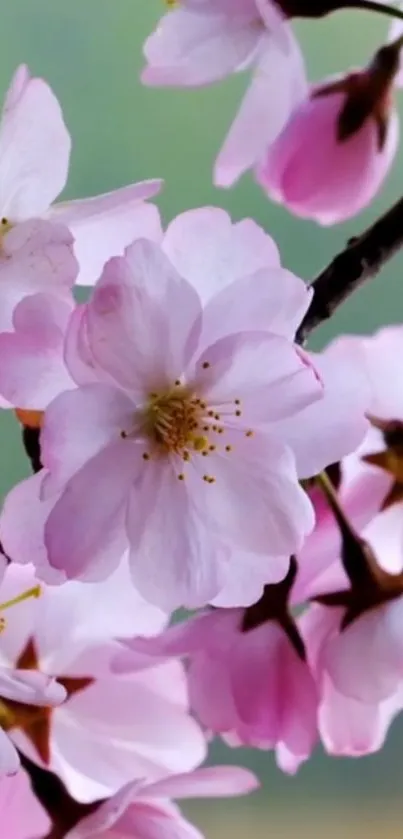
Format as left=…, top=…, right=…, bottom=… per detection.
left=0, top=769, right=50, bottom=838
left=116, top=588, right=319, bottom=775
left=142, top=2, right=307, bottom=188
left=0, top=211, right=370, bottom=607
left=0, top=563, right=205, bottom=801
left=18, top=235, right=324, bottom=611
left=0, top=65, right=162, bottom=286
left=257, top=43, right=401, bottom=224
left=66, top=766, right=259, bottom=839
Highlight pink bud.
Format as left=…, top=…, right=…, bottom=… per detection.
left=257, top=43, right=401, bottom=224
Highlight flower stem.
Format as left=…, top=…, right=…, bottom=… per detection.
left=297, top=194, right=403, bottom=343
left=351, top=0, right=403, bottom=22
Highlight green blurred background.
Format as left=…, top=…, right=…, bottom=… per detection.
left=2, top=1, right=403, bottom=834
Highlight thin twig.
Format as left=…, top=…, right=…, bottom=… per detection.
left=296, top=195, right=403, bottom=344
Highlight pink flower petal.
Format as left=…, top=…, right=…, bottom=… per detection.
left=163, top=208, right=280, bottom=305
left=274, top=336, right=370, bottom=478
left=215, top=31, right=307, bottom=187
left=143, top=766, right=259, bottom=799
left=41, top=383, right=135, bottom=494
left=194, top=431, right=314, bottom=555
left=0, top=471, right=64, bottom=582
left=0, top=219, right=78, bottom=333
left=0, top=67, right=70, bottom=219
left=0, top=292, right=74, bottom=409
left=0, top=769, right=50, bottom=835
left=127, top=459, right=223, bottom=611
left=0, top=729, right=20, bottom=776
left=51, top=181, right=163, bottom=287
left=142, top=7, right=261, bottom=87
left=44, top=441, right=137, bottom=581
left=85, top=239, right=201, bottom=396
left=193, top=332, right=322, bottom=423
left=0, top=667, right=66, bottom=706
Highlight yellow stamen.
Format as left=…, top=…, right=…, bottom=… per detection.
left=0, top=585, right=41, bottom=613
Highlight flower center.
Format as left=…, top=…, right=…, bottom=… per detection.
left=121, top=367, right=253, bottom=483
left=143, top=385, right=209, bottom=455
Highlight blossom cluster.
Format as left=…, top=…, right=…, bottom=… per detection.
left=1, top=0, right=403, bottom=836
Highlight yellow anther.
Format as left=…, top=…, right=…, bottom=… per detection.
left=192, top=435, right=208, bottom=452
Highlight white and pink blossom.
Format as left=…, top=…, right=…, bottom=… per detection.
left=0, top=64, right=162, bottom=286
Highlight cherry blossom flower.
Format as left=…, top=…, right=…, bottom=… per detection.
left=0, top=64, right=162, bottom=286
left=0, top=563, right=205, bottom=801
left=66, top=766, right=259, bottom=839
left=257, top=40, right=401, bottom=224
left=0, top=212, right=370, bottom=607
left=142, top=1, right=307, bottom=188
left=117, top=560, right=319, bottom=774
left=11, top=234, right=324, bottom=611
left=0, top=769, right=50, bottom=838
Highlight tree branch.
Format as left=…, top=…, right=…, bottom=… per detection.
left=296, top=195, right=403, bottom=344
left=20, top=754, right=97, bottom=838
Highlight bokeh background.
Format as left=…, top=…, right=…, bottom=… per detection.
left=1, top=1, right=403, bottom=835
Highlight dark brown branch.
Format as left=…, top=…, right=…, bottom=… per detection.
left=22, top=425, right=42, bottom=473
left=20, top=754, right=97, bottom=838
left=296, top=195, right=403, bottom=344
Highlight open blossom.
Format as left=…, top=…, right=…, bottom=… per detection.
left=0, top=64, right=162, bottom=286
left=117, top=561, right=319, bottom=774
left=257, top=40, right=401, bottom=224
left=66, top=766, right=258, bottom=839
left=0, top=770, right=50, bottom=838
left=142, top=1, right=307, bottom=188
left=0, top=210, right=371, bottom=608
left=0, top=563, right=205, bottom=802
left=8, top=234, right=324, bottom=611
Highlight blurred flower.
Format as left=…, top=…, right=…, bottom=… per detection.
left=116, top=559, right=319, bottom=774
left=66, top=766, right=259, bottom=839
left=0, top=64, right=162, bottom=286
left=0, top=563, right=204, bottom=801
left=257, top=40, right=402, bottom=224
left=142, top=1, right=308, bottom=188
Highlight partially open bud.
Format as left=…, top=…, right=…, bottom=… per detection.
left=256, top=39, right=402, bottom=224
